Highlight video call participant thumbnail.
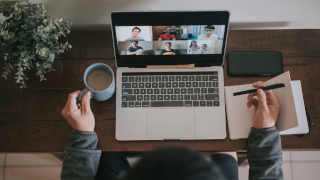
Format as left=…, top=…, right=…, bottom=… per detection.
left=127, top=41, right=146, bottom=55
left=158, top=27, right=176, bottom=41
left=125, top=27, right=145, bottom=41
left=195, top=44, right=209, bottom=54
left=188, top=40, right=200, bottom=54
left=160, top=42, right=176, bottom=55
left=197, top=25, right=218, bottom=40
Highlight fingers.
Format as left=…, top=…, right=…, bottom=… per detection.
left=252, top=81, right=279, bottom=103
left=81, top=91, right=91, bottom=114
left=252, top=81, right=268, bottom=87
left=247, top=98, right=258, bottom=108
left=67, top=90, right=81, bottom=107
left=257, top=89, right=268, bottom=111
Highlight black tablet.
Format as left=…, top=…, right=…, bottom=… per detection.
left=227, top=51, right=283, bottom=76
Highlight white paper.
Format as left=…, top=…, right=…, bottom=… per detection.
left=280, top=80, right=309, bottom=135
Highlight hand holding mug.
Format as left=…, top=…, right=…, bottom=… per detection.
left=61, top=63, right=115, bottom=132
left=61, top=91, right=95, bottom=132
left=135, top=49, right=143, bottom=55
left=141, top=50, right=147, bottom=55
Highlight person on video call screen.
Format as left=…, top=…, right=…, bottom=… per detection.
left=195, top=44, right=209, bottom=54
left=158, top=27, right=176, bottom=41
left=125, top=27, right=145, bottom=41
left=127, top=41, right=146, bottom=55
left=197, top=25, right=218, bottom=40
left=160, top=42, right=176, bottom=55
left=188, top=40, right=200, bottom=54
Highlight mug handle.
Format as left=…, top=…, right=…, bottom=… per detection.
left=77, top=88, right=93, bottom=104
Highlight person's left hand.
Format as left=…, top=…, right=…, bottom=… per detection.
left=61, top=91, right=95, bottom=132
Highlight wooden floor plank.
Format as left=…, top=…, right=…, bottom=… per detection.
left=225, top=30, right=320, bottom=57
left=56, top=31, right=115, bottom=60
left=0, top=88, right=116, bottom=121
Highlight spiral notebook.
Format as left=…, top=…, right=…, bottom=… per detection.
left=225, top=71, right=309, bottom=140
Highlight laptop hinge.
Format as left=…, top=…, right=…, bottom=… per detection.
left=146, top=64, right=195, bottom=69
left=126, top=65, right=145, bottom=68
left=126, top=64, right=213, bottom=68
left=163, top=139, right=180, bottom=141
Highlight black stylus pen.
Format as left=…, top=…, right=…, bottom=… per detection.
left=233, top=83, right=285, bottom=96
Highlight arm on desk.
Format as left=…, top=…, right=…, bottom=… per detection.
left=60, top=91, right=101, bottom=179
left=247, top=82, right=283, bottom=179
left=60, top=130, right=101, bottom=180
left=247, top=126, right=283, bottom=180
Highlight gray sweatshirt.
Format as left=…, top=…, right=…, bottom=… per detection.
left=61, top=126, right=283, bottom=180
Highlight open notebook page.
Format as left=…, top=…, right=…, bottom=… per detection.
left=265, top=71, right=298, bottom=131
left=225, top=71, right=300, bottom=140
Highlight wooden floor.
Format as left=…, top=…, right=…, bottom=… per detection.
left=0, top=30, right=319, bottom=152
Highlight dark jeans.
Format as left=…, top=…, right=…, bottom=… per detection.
left=211, top=154, right=239, bottom=180
left=95, top=153, right=131, bottom=180
left=95, top=152, right=238, bottom=180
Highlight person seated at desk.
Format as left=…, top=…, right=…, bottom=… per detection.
left=60, top=81, right=283, bottom=180
left=195, top=44, right=209, bottom=54
left=160, top=42, right=176, bottom=55
left=127, top=41, right=146, bottom=55
left=125, top=27, right=145, bottom=41
left=188, top=40, right=200, bottom=54
left=197, top=25, right=218, bottom=40
left=158, top=27, right=176, bottom=41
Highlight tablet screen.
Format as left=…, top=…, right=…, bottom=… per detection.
left=111, top=11, right=230, bottom=67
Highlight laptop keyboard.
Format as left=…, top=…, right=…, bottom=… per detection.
left=121, top=72, right=219, bottom=108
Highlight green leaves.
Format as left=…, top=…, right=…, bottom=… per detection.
left=0, top=0, right=73, bottom=89
left=2, top=21, right=7, bottom=29
left=38, top=47, right=50, bottom=58
left=1, top=62, right=12, bottom=80
left=39, top=74, right=47, bottom=81
left=18, top=30, right=26, bottom=38
left=13, top=51, right=20, bottom=56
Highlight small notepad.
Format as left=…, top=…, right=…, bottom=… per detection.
left=224, top=71, right=308, bottom=140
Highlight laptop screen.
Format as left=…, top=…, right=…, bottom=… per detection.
left=111, top=11, right=230, bottom=67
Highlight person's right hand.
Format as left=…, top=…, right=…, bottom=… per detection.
left=61, top=91, right=95, bottom=132
left=247, top=81, right=281, bottom=129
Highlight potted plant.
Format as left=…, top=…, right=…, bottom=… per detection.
left=0, top=0, right=73, bottom=89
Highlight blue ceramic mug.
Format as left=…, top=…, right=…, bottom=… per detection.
left=77, top=63, right=115, bottom=103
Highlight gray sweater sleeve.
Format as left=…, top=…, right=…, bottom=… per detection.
left=247, top=126, right=283, bottom=180
left=60, top=130, right=102, bottom=180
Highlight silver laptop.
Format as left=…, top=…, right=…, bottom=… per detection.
left=111, top=11, right=230, bottom=141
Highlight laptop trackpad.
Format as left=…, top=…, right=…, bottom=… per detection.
left=146, top=108, right=196, bottom=139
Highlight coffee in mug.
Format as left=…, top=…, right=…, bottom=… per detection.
left=87, top=70, right=112, bottom=91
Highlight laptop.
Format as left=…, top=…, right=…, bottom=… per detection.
left=111, top=11, right=230, bottom=141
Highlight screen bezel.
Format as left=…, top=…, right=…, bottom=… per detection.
left=111, top=11, right=230, bottom=68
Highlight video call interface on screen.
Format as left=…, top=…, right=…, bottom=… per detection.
left=115, top=25, right=225, bottom=56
